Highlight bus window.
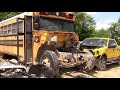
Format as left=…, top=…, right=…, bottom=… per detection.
left=4, top=26, right=7, bottom=30
left=1, top=31, right=3, bottom=35
left=4, top=31, right=7, bottom=35
left=12, top=23, right=17, bottom=34
left=18, top=21, right=23, bottom=33
left=33, top=16, right=40, bottom=30
left=40, top=17, right=62, bottom=30
left=1, top=27, right=3, bottom=35
left=33, top=17, right=74, bottom=32
left=63, top=21, right=74, bottom=32
left=8, top=24, right=12, bottom=34
left=4, top=26, right=8, bottom=35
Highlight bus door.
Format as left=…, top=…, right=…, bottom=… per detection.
left=17, top=16, right=33, bottom=65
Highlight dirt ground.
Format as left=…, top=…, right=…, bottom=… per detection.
left=59, top=63, right=120, bottom=78
left=1, top=58, right=120, bottom=78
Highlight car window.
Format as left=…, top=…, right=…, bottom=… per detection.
left=108, top=40, right=117, bottom=46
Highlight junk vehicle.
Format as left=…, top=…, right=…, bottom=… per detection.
left=79, top=38, right=120, bottom=70
left=0, top=12, right=96, bottom=77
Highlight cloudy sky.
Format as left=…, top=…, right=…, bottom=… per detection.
left=86, top=12, right=120, bottom=30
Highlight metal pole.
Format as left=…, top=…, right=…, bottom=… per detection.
left=17, top=18, right=19, bottom=63
left=24, top=17, right=27, bottom=66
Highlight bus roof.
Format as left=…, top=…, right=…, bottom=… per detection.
left=0, top=12, right=75, bottom=25
left=0, top=12, right=30, bottom=24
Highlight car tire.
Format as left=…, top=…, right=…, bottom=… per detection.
left=96, top=56, right=107, bottom=71
left=117, top=57, right=120, bottom=65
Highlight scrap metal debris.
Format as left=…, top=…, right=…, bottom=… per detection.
left=0, top=59, right=56, bottom=78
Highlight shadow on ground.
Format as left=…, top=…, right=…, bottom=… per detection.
left=58, top=67, right=97, bottom=78
left=58, top=63, right=120, bottom=78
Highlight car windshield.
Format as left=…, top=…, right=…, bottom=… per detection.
left=82, top=39, right=107, bottom=47
left=39, top=17, right=75, bottom=32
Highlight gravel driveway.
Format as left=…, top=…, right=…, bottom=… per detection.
left=59, top=63, right=120, bottom=78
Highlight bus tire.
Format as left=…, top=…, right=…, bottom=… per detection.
left=39, top=50, right=59, bottom=77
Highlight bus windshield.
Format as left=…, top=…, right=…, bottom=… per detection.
left=38, top=17, right=75, bottom=32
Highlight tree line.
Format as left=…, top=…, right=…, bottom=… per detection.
left=0, top=12, right=120, bottom=44
left=74, top=12, right=120, bottom=45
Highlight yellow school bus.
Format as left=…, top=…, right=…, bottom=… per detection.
left=0, top=12, right=95, bottom=76
left=0, top=12, right=77, bottom=63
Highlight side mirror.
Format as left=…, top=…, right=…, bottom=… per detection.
left=33, top=16, right=40, bottom=23
left=79, top=42, right=84, bottom=51
left=33, top=16, right=40, bottom=30
left=34, top=23, right=40, bottom=30
left=108, top=44, right=117, bottom=48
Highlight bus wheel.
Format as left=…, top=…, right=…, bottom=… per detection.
left=40, top=50, right=59, bottom=77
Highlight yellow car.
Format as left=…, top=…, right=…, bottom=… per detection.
left=80, top=38, right=120, bottom=70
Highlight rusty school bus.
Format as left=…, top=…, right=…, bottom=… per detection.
left=0, top=12, right=77, bottom=64
left=0, top=12, right=95, bottom=76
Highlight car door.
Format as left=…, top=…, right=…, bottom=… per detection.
left=107, top=40, right=117, bottom=61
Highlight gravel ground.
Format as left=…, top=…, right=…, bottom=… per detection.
left=59, top=63, right=120, bottom=78
left=1, top=58, right=120, bottom=78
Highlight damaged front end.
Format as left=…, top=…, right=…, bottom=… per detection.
left=58, top=49, right=96, bottom=71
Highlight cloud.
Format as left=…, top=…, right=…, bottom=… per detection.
left=85, top=12, right=118, bottom=30
left=96, top=19, right=116, bottom=30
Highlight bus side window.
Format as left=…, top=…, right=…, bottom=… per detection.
left=8, top=24, right=12, bottom=34
left=12, top=23, right=17, bottom=34
left=18, top=21, right=23, bottom=33
left=4, top=26, right=8, bottom=35
left=1, top=27, right=3, bottom=35
left=33, top=16, right=40, bottom=30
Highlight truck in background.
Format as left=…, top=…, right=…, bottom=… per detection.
left=79, top=38, right=120, bottom=70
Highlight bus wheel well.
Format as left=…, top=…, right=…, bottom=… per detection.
left=1, top=53, right=17, bottom=60
left=35, top=41, right=57, bottom=62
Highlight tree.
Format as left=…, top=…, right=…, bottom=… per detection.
left=0, top=12, right=21, bottom=21
left=73, top=12, right=96, bottom=41
left=94, top=28, right=110, bottom=38
left=108, top=20, right=120, bottom=45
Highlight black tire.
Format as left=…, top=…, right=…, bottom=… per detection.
left=39, top=50, right=59, bottom=77
left=96, top=56, right=107, bottom=71
left=116, top=57, right=120, bottom=65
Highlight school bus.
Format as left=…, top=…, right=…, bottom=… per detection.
left=0, top=12, right=95, bottom=76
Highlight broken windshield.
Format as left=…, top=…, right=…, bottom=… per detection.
left=82, top=39, right=107, bottom=47
left=38, top=17, right=75, bottom=32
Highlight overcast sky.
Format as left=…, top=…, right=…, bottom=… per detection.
left=86, top=12, right=120, bottom=30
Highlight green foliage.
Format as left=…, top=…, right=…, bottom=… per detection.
left=73, top=12, right=96, bottom=41
left=94, top=28, right=110, bottom=38
left=108, top=21, right=120, bottom=45
left=0, top=12, right=21, bottom=21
